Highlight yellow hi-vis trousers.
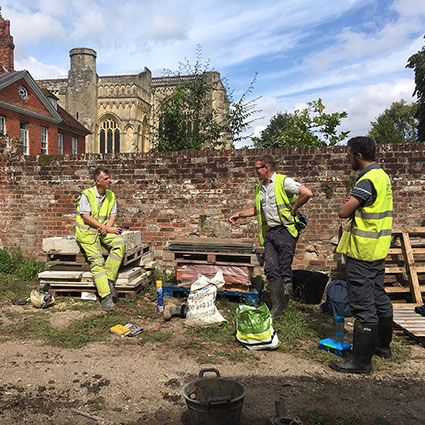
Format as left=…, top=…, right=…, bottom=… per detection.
left=80, top=233, right=125, bottom=298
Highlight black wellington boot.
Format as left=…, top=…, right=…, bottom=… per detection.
left=375, top=316, right=393, bottom=358
left=329, top=321, right=377, bottom=374
left=269, top=281, right=285, bottom=318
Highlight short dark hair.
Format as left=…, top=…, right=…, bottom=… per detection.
left=93, top=167, right=110, bottom=181
left=255, top=154, right=276, bottom=170
left=347, top=136, right=376, bottom=161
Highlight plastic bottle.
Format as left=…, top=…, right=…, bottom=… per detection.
left=156, top=280, right=164, bottom=313
left=334, top=315, right=345, bottom=343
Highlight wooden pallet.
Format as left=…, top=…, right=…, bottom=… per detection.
left=393, top=307, right=425, bottom=341
left=163, top=282, right=261, bottom=304
left=46, top=244, right=151, bottom=269
left=168, top=250, right=260, bottom=267
left=49, top=282, right=146, bottom=299
left=385, top=227, right=425, bottom=307
left=167, top=237, right=255, bottom=253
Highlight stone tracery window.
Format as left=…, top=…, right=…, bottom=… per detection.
left=99, top=119, right=120, bottom=153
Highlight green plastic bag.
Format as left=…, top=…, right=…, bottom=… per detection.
left=236, top=303, right=280, bottom=350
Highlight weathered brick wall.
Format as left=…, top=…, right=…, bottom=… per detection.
left=0, top=143, right=423, bottom=274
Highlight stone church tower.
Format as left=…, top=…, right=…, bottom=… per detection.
left=41, top=48, right=152, bottom=153
left=41, top=48, right=229, bottom=153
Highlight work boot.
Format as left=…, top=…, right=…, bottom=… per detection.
left=164, top=304, right=187, bottom=321
left=108, top=279, right=118, bottom=299
left=269, top=281, right=286, bottom=318
left=375, top=316, right=393, bottom=358
left=101, top=294, right=116, bottom=312
left=329, top=321, right=377, bottom=374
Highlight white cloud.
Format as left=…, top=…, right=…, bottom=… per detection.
left=147, top=16, right=189, bottom=42
left=6, top=10, right=66, bottom=45
left=15, top=56, right=67, bottom=79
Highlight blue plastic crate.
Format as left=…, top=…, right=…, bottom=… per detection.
left=318, top=338, right=352, bottom=356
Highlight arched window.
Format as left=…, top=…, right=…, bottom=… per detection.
left=99, top=119, right=120, bottom=153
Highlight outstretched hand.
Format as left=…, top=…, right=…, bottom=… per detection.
left=229, top=212, right=240, bottom=226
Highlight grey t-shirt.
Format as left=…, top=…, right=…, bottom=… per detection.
left=79, top=186, right=117, bottom=216
left=260, top=172, right=301, bottom=227
left=351, top=163, right=380, bottom=207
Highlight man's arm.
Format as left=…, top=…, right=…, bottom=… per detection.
left=229, top=206, right=256, bottom=225
left=338, top=195, right=362, bottom=219
left=290, top=185, right=313, bottom=216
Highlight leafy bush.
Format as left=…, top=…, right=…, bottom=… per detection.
left=0, top=249, right=18, bottom=274
left=0, top=248, right=47, bottom=280
left=16, top=258, right=48, bottom=281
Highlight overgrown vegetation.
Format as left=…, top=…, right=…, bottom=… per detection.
left=151, top=46, right=259, bottom=151
left=0, top=248, right=47, bottom=281
left=252, top=98, right=349, bottom=148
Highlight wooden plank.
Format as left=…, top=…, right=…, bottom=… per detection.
left=392, top=227, right=425, bottom=234
left=401, top=232, right=423, bottom=304
left=385, top=285, right=425, bottom=294
left=393, top=307, right=425, bottom=339
left=388, top=248, right=425, bottom=255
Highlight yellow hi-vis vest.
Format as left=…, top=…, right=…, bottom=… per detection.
left=75, top=187, right=115, bottom=244
left=336, top=168, right=393, bottom=261
left=256, top=174, right=298, bottom=246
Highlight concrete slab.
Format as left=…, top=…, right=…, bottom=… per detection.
left=42, top=231, right=142, bottom=254
left=38, top=270, right=83, bottom=280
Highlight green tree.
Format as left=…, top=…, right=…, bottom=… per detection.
left=252, top=112, right=291, bottom=148
left=368, top=100, right=418, bottom=144
left=253, top=98, right=349, bottom=148
left=406, top=36, right=425, bottom=141
left=151, top=48, right=258, bottom=152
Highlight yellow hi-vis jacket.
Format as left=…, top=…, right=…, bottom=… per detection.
left=256, top=174, right=298, bottom=246
left=337, top=168, right=393, bottom=261
left=75, top=187, right=115, bottom=244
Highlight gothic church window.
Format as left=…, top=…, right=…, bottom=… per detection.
left=99, top=119, right=120, bottom=153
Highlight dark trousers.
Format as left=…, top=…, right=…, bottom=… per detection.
left=264, top=226, right=297, bottom=295
left=345, top=255, right=393, bottom=324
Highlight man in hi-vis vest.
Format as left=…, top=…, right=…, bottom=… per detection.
left=229, top=154, right=312, bottom=318
left=330, top=137, right=393, bottom=374
left=75, top=167, right=125, bottom=312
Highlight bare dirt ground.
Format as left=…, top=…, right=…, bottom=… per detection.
left=1, top=302, right=425, bottom=425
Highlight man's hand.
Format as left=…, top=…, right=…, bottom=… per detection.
left=229, top=212, right=241, bottom=225
left=97, top=224, right=108, bottom=235
left=99, top=225, right=121, bottom=235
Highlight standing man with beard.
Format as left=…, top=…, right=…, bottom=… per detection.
left=330, top=136, right=393, bottom=374
left=229, top=154, right=312, bottom=318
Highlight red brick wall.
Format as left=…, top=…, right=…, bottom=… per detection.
left=0, top=143, right=423, bottom=273
left=0, top=79, right=51, bottom=116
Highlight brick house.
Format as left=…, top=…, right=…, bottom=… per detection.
left=0, top=12, right=90, bottom=155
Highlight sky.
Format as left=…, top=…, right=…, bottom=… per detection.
left=3, top=0, right=425, bottom=146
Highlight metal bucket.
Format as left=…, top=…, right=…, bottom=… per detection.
left=181, top=368, right=246, bottom=425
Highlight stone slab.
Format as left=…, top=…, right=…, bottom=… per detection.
left=42, top=231, right=142, bottom=254
left=38, top=270, right=83, bottom=280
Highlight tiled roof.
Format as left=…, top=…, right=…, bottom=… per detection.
left=41, top=87, right=90, bottom=135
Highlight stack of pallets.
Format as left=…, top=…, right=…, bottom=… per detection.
left=384, top=227, right=425, bottom=343
left=162, top=237, right=263, bottom=303
left=39, top=231, right=155, bottom=298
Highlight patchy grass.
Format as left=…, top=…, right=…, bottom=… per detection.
left=0, top=274, right=36, bottom=302
left=3, top=310, right=127, bottom=349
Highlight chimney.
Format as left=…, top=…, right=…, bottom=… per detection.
left=0, top=8, right=14, bottom=71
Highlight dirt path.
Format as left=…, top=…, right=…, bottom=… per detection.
left=1, top=318, right=425, bottom=425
